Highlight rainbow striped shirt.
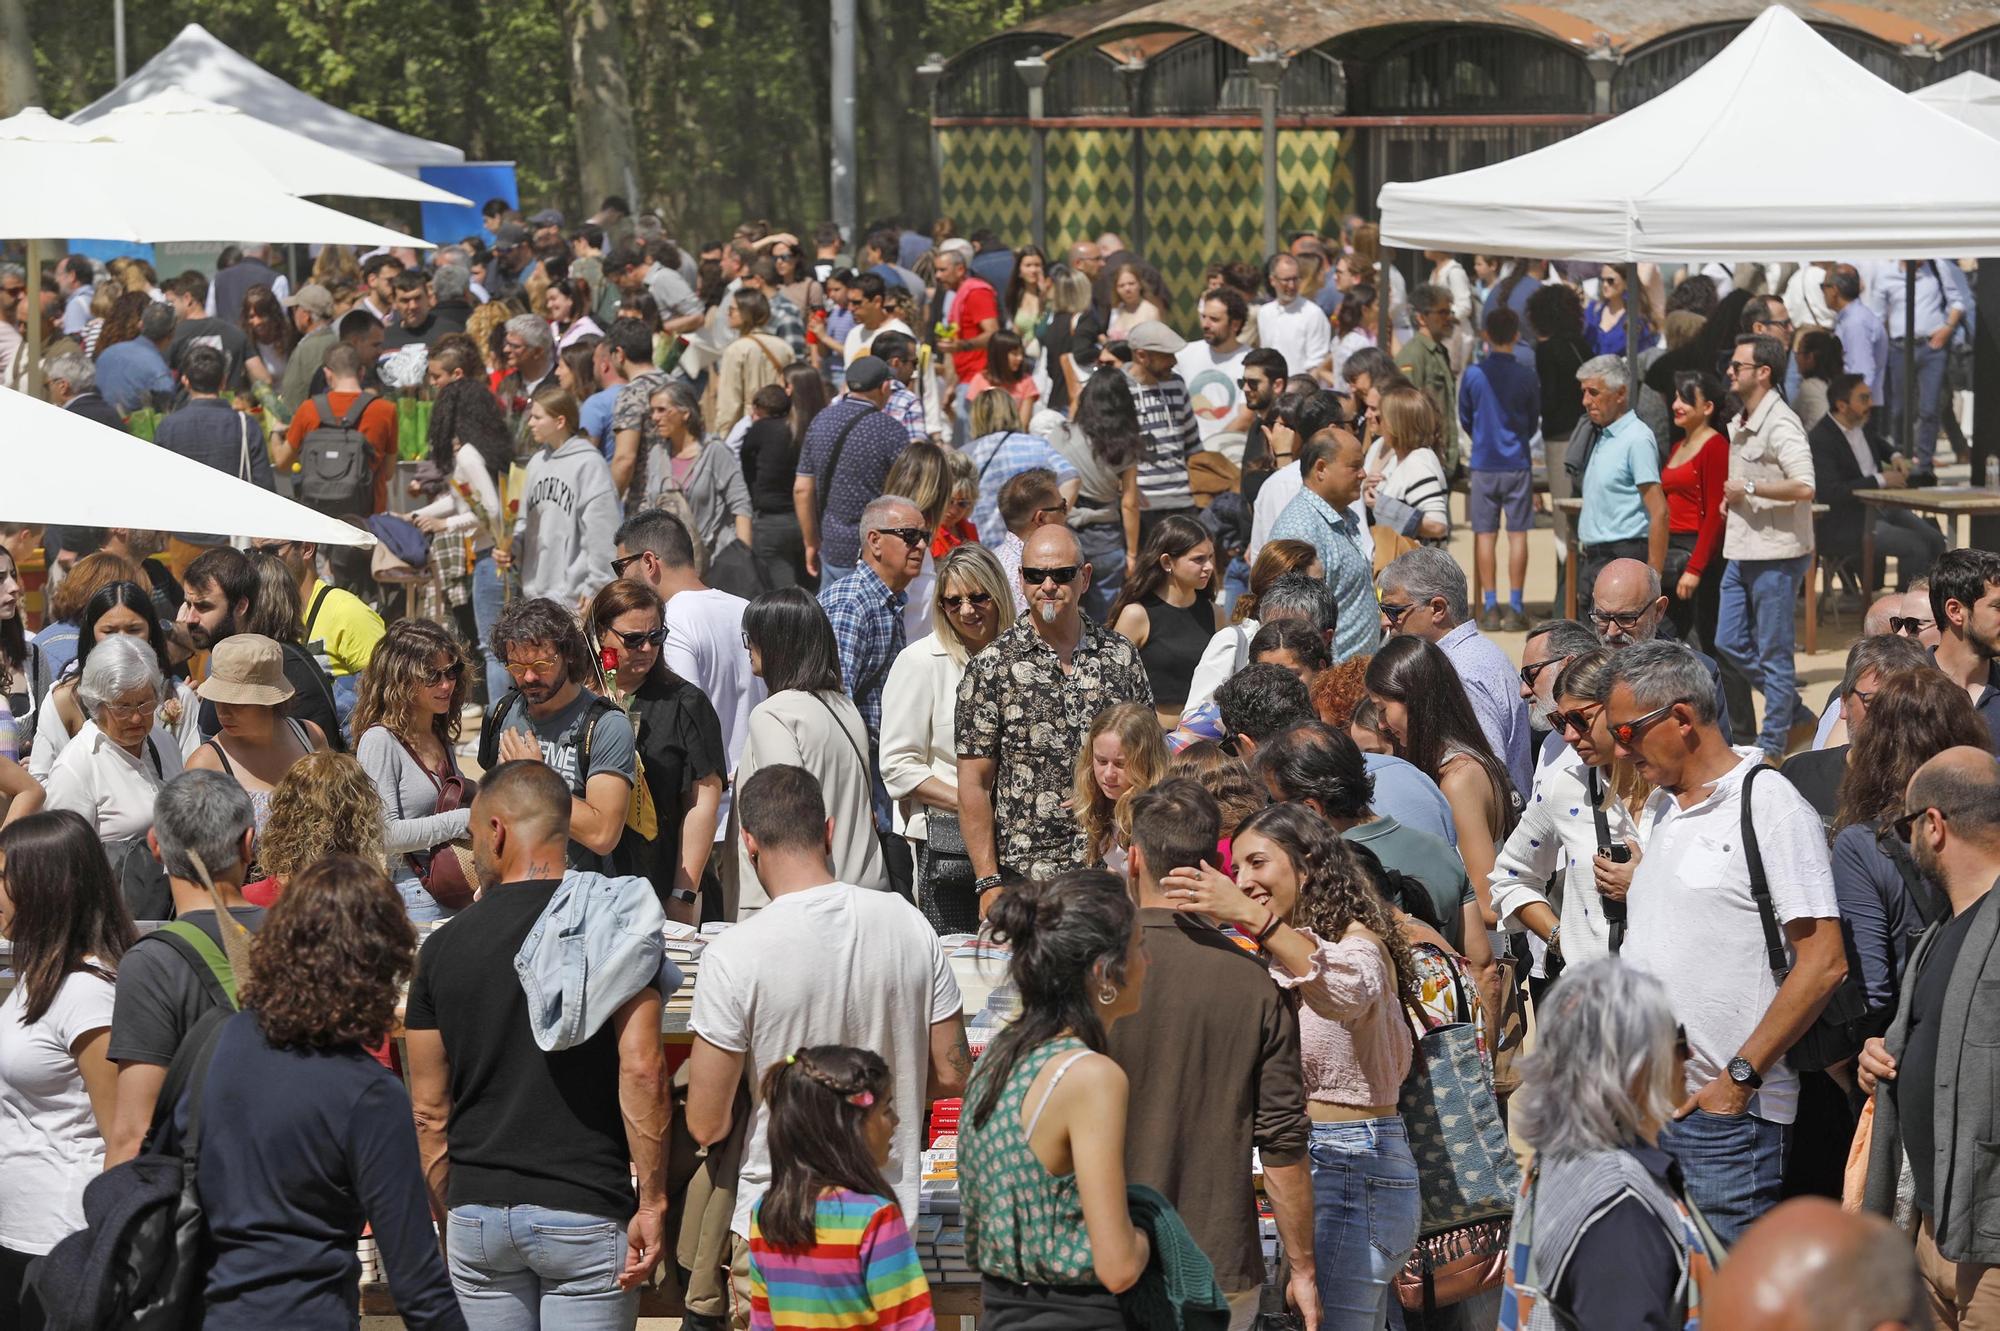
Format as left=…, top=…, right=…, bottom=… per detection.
left=749, top=1188, right=935, bottom=1331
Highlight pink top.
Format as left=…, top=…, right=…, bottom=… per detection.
left=1272, top=929, right=1413, bottom=1107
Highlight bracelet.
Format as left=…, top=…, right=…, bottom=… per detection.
left=670, top=887, right=698, bottom=904
left=975, top=874, right=1004, bottom=893
left=1252, top=910, right=1282, bottom=949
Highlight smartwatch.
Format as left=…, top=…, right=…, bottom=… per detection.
left=1726, top=1056, right=1762, bottom=1090
left=670, top=886, right=699, bottom=905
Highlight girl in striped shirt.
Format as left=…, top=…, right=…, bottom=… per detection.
left=749, top=1046, right=936, bottom=1331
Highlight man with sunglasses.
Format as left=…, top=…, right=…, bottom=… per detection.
left=1930, top=548, right=2000, bottom=748
left=1609, top=641, right=1846, bottom=1245
left=1860, top=748, right=2000, bottom=1321
left=957, top=523, right=1152, bottom=889
left=0, top=262, right=25, bottom=389
left=1592, top=558, right=1738, bottom=744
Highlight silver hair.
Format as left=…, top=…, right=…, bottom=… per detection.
left=1527, top=618, right=1602, bottom=661
left=1839, top=632, right=1933, bottom=700
left=1380, top=547, right=1468, bottom=623
left=140, top=301, right=177, bottom=341
left=151, top=769, right=257, bottom=881
left=44, top=351, right=96, bottom=392
left=861, top=493, right=922, bottom=532
left=1260, top=573, right=1339, bottom=638
left=432, top=263, right=470, bottom=302
left=1608, top=639, right=1716, bottom=724
left=434, top=247, right=469, bottom=269
left=1510, top=957, right=1680, bottom=1159
left=77, top=633, right=164, bottom=716
left=649, top=378, right=704, bottom=438
left=505, top=313, right=552, bottom=349
left=0, top=263, right=22, bottom=283
left=1577, top=354, right=1627, bottom=391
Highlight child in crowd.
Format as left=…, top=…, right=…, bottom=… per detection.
left=1458, top=306, right=1541, bottom=629
left=1073, top=701, right=1170, bottom=871
left=748, top=1046, right=935, bottom=1331
left=1348, top=696, right=1394, bottom=755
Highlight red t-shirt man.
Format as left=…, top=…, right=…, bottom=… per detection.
left=285, top=391, right=400, bottom=514
left=948, top=276, right=1000, bottom=385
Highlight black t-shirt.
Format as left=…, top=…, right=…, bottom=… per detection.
left=169, top=318, right=256, bottom=392
left=106, top=907, right=268, bottom=1068
left=403, top=879, right=637, bottom=1221
left=739, top=416, right=801, bottom=514
left=1897, top=887, right=1994, bottom=1215
left=612, top=672, right=727, bottom=900
left=1779, top=744, right=1847, bottom=833
left=198, top=640, right=342, bottom=753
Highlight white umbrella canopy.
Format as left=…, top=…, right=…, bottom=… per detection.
left=0, top=387, right=373, bottom=547
left=1378, top=7, right=2000, bottom=263
left=81, top=90, right=470, bottom=207
left=1913, top=71, right=2000, bottom=143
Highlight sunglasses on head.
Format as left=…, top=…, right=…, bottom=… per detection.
left=1608, top=699, right=1685, bottom=747
left=1021, top=565, right=1080, bottom=587
left=1889, top=616, right=1932, bottom=636
left=609, top=626, right=667, bottom=650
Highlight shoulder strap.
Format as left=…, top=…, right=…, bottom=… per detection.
left=815, top=408, right=871, bottom=523
left=157, top=921, right=240, bottom=1011
left=812, top=692, right=872, bottom=781
left=203, top=737, right=235, bottom=778
left=391, top=727, right=447, bottom=794
left=1023, top=1048, right=1093, bottom=1141
left=568, top=694, right=622, bottom=797
left=304, top=583, right=335, bottom=641
left=1587, top=765, right=1613, bottom=854
left=1740, top=763, right=1792, bottom=981
left=752, top=334, right=788, bottom=376
left=477, top=688, right=525, bottom=772
left=146, top=1005, right=231, bottom=1150
left=976, top=433, right=1015, bottom=482
left=1880, top=825, right=1951, bottom=928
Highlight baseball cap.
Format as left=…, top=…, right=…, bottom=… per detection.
left=937, top=238, right=975, bottom=262
left=282, top=284, right=334, bottom=319
left=495, top=221, right=531, bottom=249
left=1126, top=320, right=1186, bottom=355
left=846, top=356, right=894, bottom=392
left=528, top=208, right=565, bottom=229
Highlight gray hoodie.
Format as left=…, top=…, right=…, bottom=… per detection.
left=519, top=434, right=621, bottom=606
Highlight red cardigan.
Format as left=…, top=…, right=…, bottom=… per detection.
left=1662, top=432, right=1729, bottom=579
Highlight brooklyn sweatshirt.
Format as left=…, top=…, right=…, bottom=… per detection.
left=518, top=434, right=620, bottom=606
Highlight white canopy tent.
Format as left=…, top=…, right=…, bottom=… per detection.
left=1, top=388, right=372, bottom=547
left=1378, top=6, right=2000, bottom=263
left=80, top=90, right=469, bottom=207
left=1914, top=70, right=2000, bottom=142
left=72, top=23, right=464, bottom=172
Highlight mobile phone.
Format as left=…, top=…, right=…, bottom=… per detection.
left=1600, top=843, right=1632, bottom=864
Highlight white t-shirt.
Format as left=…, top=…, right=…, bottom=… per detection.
left=1174, top=342, right=1250, bottom=443
left=0, top=969, right=116, bottom=1252
left=43, top=721, right=185, bottom=842
left=845, top=317, right=915, bottom=367
left=1365, top=440, right=1451, bottom=531
left=690, top=881, right=962, bottom=1237
left=1256, top=297, right=1332, bottom=380
left=1623, top=752, right=1838, bottom=1125
left=662, top=587, right=766, bottom=835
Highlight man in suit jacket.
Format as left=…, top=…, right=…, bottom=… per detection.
left=1807, top=372, right=1946, bottom=587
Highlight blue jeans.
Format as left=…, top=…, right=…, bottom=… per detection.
left=819, top=559, right=854, bottom=589
left=395, top=869, right=449, bottom=923
left=473, top=551, right=512, bottom=708
left=1658, top=1109, right=1788, bottom=1248
left=1308, top=1117, right=1420, bottom=1331
left=446, top=1203, right=638, bottom=1331
left=1076, top=522, right=1126, bottom=624
left=1886, top=338, right=1949, bottom=472
left=1715, top=554, right=1809, bottom=757
left=331, top=673, right=360, bottom=746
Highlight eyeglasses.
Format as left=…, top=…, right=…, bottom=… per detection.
left=609, top=626, right=667, bottom=650
left=1550, top=706, right=1600, bottom=738
left=611, top=551, right=648, bottom=578
left=1589, top=607, right=1650, bottom=630
left=419, top=661, right=466, bottom=687
left=252, top=540, right=293, bottom=556
left=1884, top=807, right=1940, bottom=845
left=1849, top=687, right=1878, bottom=707
left=503, top=658, right=559, bottom=677
left=1033, top=500, right=1071, bottom=520
left=942, top=591, right=994, bottom=612
left=1020, top=565, right=1080, bottom=587
left=1889, top=616, right=1933, bottom=637
left=1607, top=700, right=1686, bottom=747
left=1727, top=360, right=1758, bottom=375
left=871, top=526, right=928, bottom=549
left=1518, top=656, right=1567, bottom=688
left=771, top=250, right=796, bottom=260
left=96, top=699, right=158, bottom=720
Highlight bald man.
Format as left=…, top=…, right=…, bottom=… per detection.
left=1592, top=558, right=1737, bottom=740
left=1706, top=1197, right=1926, bottom=1331
left=956, top=523, right=1153, bottom=886
left=1861, top=746, right=2000, bottom=1325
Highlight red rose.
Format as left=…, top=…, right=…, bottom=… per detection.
left=600, top=646, right=620, bottom=675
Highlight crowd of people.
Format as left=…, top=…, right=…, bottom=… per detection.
left=0, top=206, right=1997, bottom=1331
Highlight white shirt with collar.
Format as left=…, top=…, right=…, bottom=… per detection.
left=1725, top=390, right=1816, bottom=561
left=878, top=633, right=967, bottom=840
left=1622, top=749, right=1837, bottom=1125
left=42, top=720, right=184, bottom=842
left=1489, top=742, right=1651, bottom=966
left=1839, top=419, right=1879, bottom=480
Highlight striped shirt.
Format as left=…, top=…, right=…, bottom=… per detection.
left=750, top=1188, right=935, bottom=1331
left=1127, top=369, right=1200, bottom=511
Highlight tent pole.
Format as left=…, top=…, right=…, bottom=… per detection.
left=1976, top=259, right=1999, bottom=552
left=1902, top=262, right=1917, bottom=459
left=1378, top=249, right=1392, bottom=349
left=25, top=237, right=43, bottom=400
left=1624, top=261, right=1640, bottom=433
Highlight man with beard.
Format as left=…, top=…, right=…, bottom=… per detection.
left=1591, top=558, right=1737, bottom=745
left=1930, top=548, right=2000, bottom=748
left=1860, top=747, right=2000, bottom=1323
left=1518, top=618, right=1602, bottom=775
left=957, top=523, right=1152, bottom=891
left=476, top=597, right=635, bottom=871
left=1174, top=287, right=1252, bottom=445
left=251, top=537, right=384, bottom=740
left=179, top=547, right=342, bottom=750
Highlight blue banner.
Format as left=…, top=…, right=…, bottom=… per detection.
left=418, top=163, right=519, bottom=246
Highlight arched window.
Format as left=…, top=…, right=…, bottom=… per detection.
left=1617, top=23, right=1910, bottom=110
left=1046, top=47, right=1131, bottom=117
left=1348, top=27, right=1592, bottom=115
left=938, top=36, right=1057, bottom=118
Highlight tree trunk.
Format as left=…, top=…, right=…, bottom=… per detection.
left=858, top=0, right=926, bottom=224
left=565, top=0, right=639, bottom=215
left=0, top=0, right=40, bottom=117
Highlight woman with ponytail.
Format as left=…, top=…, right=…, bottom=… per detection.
left=960, top=871, right=1153, bottom=1328
left=748, top=1045, right=934, bottom=1331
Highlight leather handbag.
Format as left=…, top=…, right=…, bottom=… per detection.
left=1395, top=1217, right=1508, bottom=1313
left=392, top=731, right=480, bottom=910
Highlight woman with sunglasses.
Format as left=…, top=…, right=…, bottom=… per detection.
left=1490, top=649, right=1656, bottom=969
left=880, top=544, right=1011, bottom=932
left=588, top=578, right=726, bottom=922
left=353, top=620, right=476, bottom=922
left=1661, top=369, right=1731, bottom=654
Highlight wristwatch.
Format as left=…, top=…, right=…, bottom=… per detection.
left=1546, top=923, right=1563, bottom=958
left=670, top=886, right=698, bottom=904
left=1746, top=479, right=1758, bottom=497
left=1726, top=1056, right=1763, bottom=1090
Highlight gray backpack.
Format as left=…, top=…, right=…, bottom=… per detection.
left=298, top=393, right=377, bottom=516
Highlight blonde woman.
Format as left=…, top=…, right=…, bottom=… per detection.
left=352, top=619, right=474, bottom=922
left=247, top=751, right=390, bottom=907
left=879, top=544, right=1010, bottom=932
left=1072, top=702, right=1170, bottom=871
left=1363, top=382, right=1452, bottom=550
left=714, top=287, right=797, bottom=435
left=883, top=442, right=952, bottom=642
left=1106, top=262, right=1163, bottom=341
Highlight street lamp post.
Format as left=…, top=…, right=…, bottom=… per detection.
left=1015, top=54, right=1050, bottom=251
left=915, top=54, right=947, bottom=228
left=1248, top=48, right=1285, bottom=260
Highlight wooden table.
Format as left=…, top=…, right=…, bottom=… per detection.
left=1854, top=486, right=2000, bottom=593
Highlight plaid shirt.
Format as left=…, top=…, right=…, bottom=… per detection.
left=962, top=430, right=1077, bottom=544
left=885, top=384, right=928, bottom=442
left=819, top=563, right=908, bottom=829
left=766, top=290, right=810, bottom=361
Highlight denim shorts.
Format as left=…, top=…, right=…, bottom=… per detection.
left=1468, top=468, right=1533, bottom=533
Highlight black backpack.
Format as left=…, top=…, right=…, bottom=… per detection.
left=298, top=392, right=377, bottom=516
left=29, top=1011, right=229, bottom=1330
left=477, top=689, right=626, bottom=866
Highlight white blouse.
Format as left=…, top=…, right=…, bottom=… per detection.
left=878, top=635, right=966, bottom=841
left=28, top=679, right=199, bottom=782
left=43, top=720, right=184, bottom=842
left=1488, top=744, right=1654, bottom=966
left=409, top=446, right=506, bottom=547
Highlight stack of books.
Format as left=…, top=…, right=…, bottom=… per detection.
left=916, top=1138, right=978, bottom=1286
left=660, top=920, right=727, bottom=1023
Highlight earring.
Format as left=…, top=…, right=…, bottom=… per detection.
left=1097, top=985, right=1117, bottom=1005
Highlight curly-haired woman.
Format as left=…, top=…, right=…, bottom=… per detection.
left=189, top=855, right=464, bottom=1330
left=245, top=751, right=389, bottom=908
